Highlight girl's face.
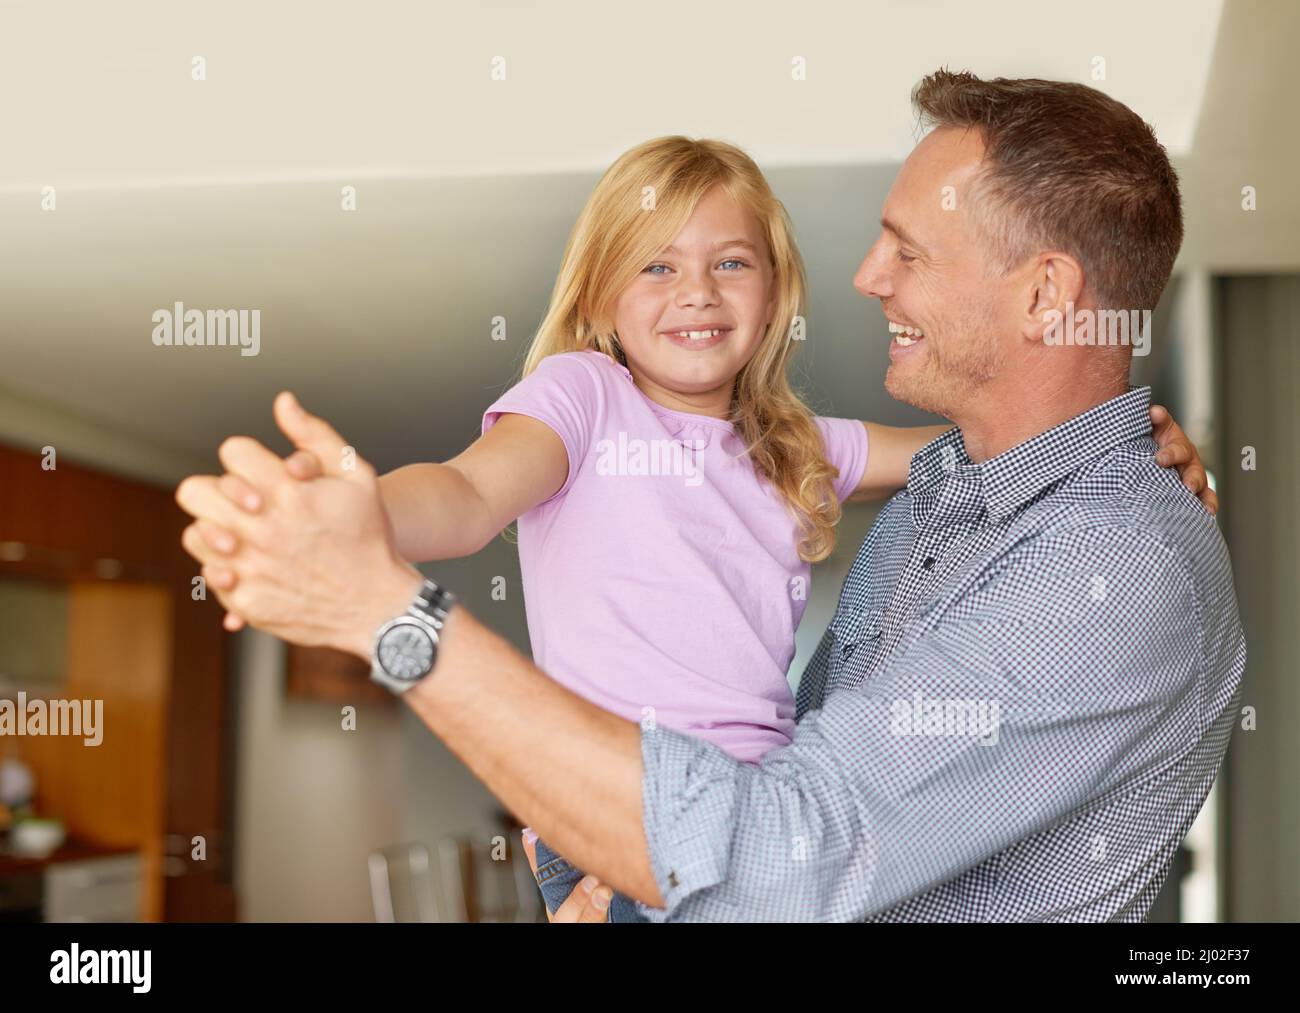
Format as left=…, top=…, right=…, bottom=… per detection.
left=612, top=186, right=777, bottom=415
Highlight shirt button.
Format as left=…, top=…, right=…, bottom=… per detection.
left=922, top=557, right=936, bottom=569
left=668, top=870, right=680, bottom=888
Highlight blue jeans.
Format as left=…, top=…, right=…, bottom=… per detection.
left=532, top=836, right=648, bottom=923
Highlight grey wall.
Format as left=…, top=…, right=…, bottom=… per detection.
left=1218, top=274, right=1300, bottom=921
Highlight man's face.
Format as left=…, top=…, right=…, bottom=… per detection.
left=853, top=127, right=1018, bottom=419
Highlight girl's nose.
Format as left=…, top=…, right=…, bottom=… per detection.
left=675, top=267, right=722, bottom=307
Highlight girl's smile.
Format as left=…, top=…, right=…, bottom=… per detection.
left=660, top=325, right=732, bottom=351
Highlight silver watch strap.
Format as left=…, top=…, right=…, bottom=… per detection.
left=408, top=579, right=457, bottom=634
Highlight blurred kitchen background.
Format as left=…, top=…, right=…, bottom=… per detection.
left=0, top=0, right=1295, bottom=922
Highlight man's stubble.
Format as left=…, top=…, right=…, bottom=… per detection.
left=884, top=298, right=1007, bottom=421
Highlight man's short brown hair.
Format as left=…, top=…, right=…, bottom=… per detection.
left=912, top=69, right=1183, bottom=312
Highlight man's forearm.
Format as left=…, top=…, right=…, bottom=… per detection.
left=347, top=566, right=663, bottom=906
left=407, top=607, right=663, bottom=905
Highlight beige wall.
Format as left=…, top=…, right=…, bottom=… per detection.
left=232, top=630, right=405, bottom=921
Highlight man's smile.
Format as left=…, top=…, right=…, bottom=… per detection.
left=888, top=320, right=925, bottom=346
left=886, top=316, right=926, bottom=360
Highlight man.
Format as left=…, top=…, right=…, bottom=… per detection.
left=178, top=70, right=1243, bottom=921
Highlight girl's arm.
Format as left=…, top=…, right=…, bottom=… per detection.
left=212, top=414, right=569, bottom=562
left=381, top=413, right=570, bottom=561
left=845, top=422, right=952, bottom=503
left=844, top=407, right=1218, bottom=513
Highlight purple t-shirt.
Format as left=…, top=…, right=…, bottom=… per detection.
left=482, top=350, right=869, bottom=763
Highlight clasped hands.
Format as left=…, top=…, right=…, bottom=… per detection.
left=175, top=391, right=422, bottom=658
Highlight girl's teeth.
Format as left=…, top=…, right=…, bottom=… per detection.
left=675, top=329, right=721, bottom=340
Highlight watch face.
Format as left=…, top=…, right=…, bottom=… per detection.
left=378, top=622, right=435, bottom=682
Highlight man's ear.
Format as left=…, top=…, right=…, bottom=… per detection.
left=1022, top=252, right=1085, bottom=345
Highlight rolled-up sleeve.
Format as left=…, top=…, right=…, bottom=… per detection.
left=637, top=527, right=1205, bottom=921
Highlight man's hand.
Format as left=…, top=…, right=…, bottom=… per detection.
left=1150, top=404, right=1218, bottom=515
left=520, top=829, right=612, bottom=923
left=195, top=443, right=328, bottom=633
left=176, top=391, right=423, bottom=657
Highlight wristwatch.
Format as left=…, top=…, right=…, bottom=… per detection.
left=369, top=577, right=459, bottom=694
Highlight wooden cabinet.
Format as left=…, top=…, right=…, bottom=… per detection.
left=0, top=443, right=235, bottom=921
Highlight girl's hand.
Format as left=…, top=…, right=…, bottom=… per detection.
left=177, top=392, right=418, bottom=657
left=1151, top=404, right=1218, bottom=516
left=520, top=829, right=611, bottom=923
left=197, top=448, right=328, bottom=632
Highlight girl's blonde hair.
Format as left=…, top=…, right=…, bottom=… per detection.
left=521, top=136, right=843, bottom=562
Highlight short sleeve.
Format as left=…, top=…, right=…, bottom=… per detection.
left=814, top=416, right=870, bottom=502
left=481, top=352, right=601, bottom=506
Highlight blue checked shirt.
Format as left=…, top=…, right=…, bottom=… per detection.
left=637, top=386, right=1246, bottom=921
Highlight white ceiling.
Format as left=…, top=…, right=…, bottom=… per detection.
left=0, top=0, right=1257, bottom=486
left=2, top=0, right=1222, bottom=188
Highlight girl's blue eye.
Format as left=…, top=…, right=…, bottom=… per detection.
left=643, top=259, right=748, bottom=274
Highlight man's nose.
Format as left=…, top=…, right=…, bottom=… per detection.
left=853, top=241, right=893, bottom=300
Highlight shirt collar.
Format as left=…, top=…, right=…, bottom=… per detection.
left=906, top=386, right=1154, bottom=523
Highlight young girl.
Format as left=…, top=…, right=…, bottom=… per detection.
left=397, top=137, right=928, bottom=920
left=213, top=136, right=1208, bottom=921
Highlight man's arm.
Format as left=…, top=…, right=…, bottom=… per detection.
left=364, top=524, right=1202, bottom=920
left=396, top=604, right=666, bottom=907
left=636, top=526, right=1204, bottom=919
